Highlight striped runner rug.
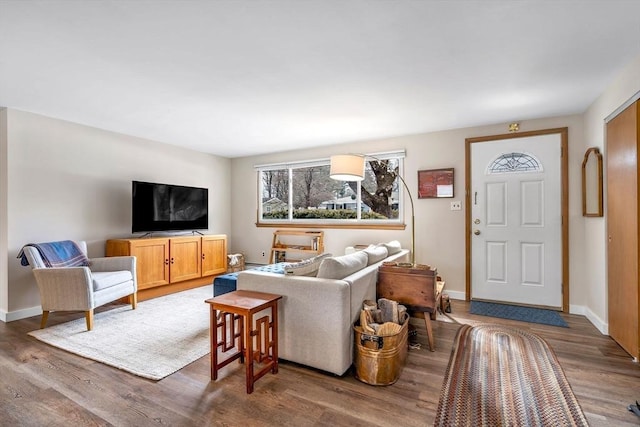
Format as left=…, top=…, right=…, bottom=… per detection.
left=435, top=324, right=589, bottom=426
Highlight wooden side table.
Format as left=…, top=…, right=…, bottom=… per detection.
left=377, top=264, right=440, bottom=351
left=205, top=290, right=282, bottom=394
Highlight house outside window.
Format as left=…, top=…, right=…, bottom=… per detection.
left=256, top=151, right=405, bottom=227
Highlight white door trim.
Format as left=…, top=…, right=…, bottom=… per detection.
left=465, top=128, right=569, bottom=312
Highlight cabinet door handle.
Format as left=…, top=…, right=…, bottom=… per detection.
left=170, top=257, right=174, bottom=264
left=164, top=259, right=169, bottom=265
left=202, top=253, right=205, bottom=259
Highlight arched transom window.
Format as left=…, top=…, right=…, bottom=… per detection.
left=487, top=152, right=543, bottom=174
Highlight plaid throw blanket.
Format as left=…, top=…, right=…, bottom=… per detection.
left=18, top=241, right=90, bottom=268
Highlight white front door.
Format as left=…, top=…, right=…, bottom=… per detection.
left=470, top=133, right=563, bottom=308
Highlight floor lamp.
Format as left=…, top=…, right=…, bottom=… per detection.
left=329, top=154, right=415, bottom=265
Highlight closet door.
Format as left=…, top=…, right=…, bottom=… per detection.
left=607, top=100, right=639, bottom=360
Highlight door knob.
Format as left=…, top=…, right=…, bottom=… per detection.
left=474, top=218, right=481, bottom=224
left=473, top=229, right=481, bottom=235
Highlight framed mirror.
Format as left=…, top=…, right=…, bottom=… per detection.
left=582, top=147, right=603, bottom=217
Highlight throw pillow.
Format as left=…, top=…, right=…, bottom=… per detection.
left=284, top=253, right=333, bottom=276
left=363, top=244, right=388, bottom=266
left=382, top=240, right=402, bottom=255
left=316, top=251, right=368, bottom=280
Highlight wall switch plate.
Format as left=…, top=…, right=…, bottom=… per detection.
left=450, top=201, right=462, bottom=210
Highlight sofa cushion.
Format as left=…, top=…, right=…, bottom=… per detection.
left=382, top=240, right=402, bottom=255
left=284, top=253, right=333, bottom=276
left=316, top=251, right=368, bottom=280
left=364, top=244, right=388, bottom=266
left=92, top=270, right=133, bottom=292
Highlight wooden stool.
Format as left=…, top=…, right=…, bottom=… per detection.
left=205, top=290, right=282, bottom=394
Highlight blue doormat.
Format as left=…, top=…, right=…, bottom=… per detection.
left=470, top=301, right=568, bottom=328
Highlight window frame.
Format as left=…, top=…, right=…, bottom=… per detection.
left=255, top=151, right=407, bottom=230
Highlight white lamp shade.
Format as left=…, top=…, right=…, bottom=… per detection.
left=329, top=155, right=365, bottom=181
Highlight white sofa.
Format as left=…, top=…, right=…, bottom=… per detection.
left=236, top=242, right=410, bottom=375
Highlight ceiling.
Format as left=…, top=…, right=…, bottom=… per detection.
left=1, top=1, right=639, bottom=158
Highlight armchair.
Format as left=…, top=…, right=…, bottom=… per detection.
left=21, top=241, right=137, bottom=331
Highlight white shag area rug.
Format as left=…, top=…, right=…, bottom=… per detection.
left=28, top=285, right=212, bottom=380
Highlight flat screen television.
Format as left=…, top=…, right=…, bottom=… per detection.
left=132, top=181, right=208, bottom=233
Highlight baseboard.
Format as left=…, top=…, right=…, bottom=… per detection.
left=445, top=290, right=466, bottom=301
left=0, top=305, right=41, bottom=323
left=568, top=304, right=585, bottom=316
left=569, top=304, right=608, bottom=335
left=1, top=293, right=610, bottom=337
left=584, top=307, right=608, bottom=335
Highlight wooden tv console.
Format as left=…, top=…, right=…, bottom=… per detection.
left=106, top=234, right=227, bottom=301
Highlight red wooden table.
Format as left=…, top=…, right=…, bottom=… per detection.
left=205, top=290, right=282, bottom=394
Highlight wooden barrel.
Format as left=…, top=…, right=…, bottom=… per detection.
left=353, top=318, right=408, bottom=385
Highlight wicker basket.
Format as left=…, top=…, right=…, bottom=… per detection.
left=227, top=253, right=245, bottom=273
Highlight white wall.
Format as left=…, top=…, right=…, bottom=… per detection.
left=1, top=109, right=231, bottom=320
left=230, top=115, right=585, bottom=306
left=581, top=55, right=640, bottom=333
left=0, top=109, right=8, bottom=316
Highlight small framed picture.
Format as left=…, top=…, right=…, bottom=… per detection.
left=418, top=168, right=454, bottom=198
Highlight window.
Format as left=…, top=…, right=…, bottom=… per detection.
left=256, top=151, right=405, bottom=226
left=488, top=152, right=543, bottom=174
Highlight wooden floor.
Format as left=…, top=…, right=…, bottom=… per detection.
left=2, top=299, right=640, bottom=426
